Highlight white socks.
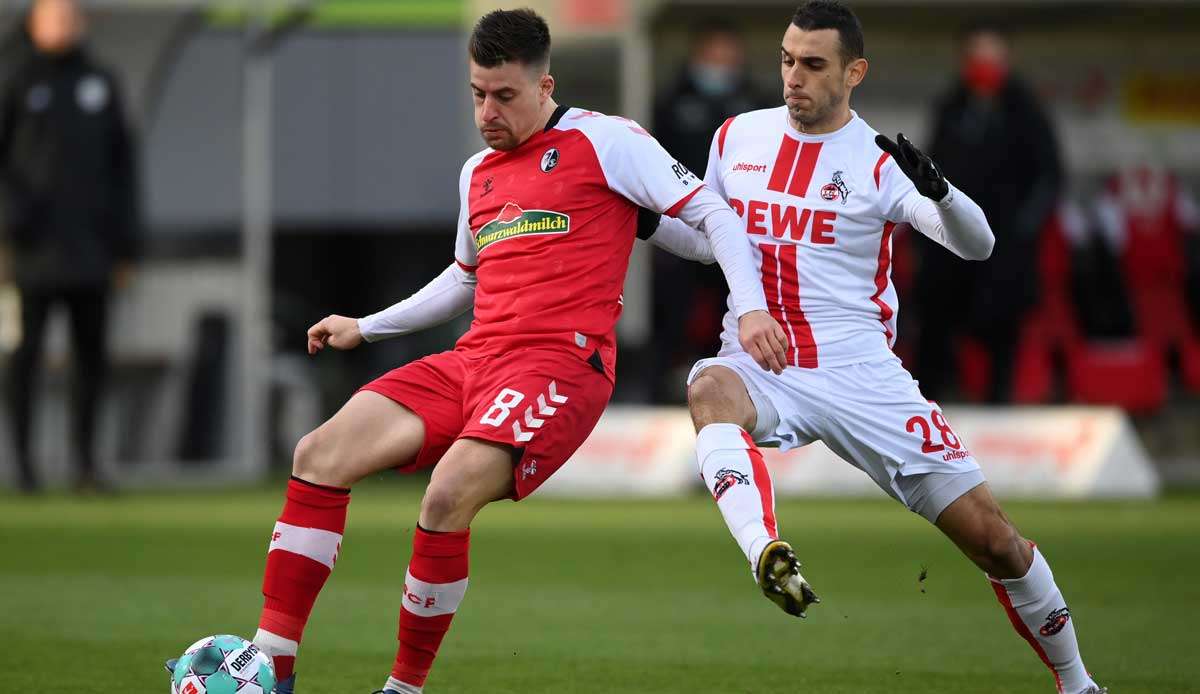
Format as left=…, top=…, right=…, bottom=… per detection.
left=252, top=629, right=297, bottom=680
left=383, top=675, right=422, bottom=693
left=989, top=546, right=1097, bottom=694
left=696, top=423, right=778, bottom=570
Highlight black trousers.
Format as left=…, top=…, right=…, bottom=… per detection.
left=6, top=285, right=109, bottom=484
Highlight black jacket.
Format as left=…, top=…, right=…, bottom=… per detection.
left=653, top=69, right=769, bottom=176
left=923, top=76, right=1063, bottom=319
left=0, top=47, right=139, bottom=289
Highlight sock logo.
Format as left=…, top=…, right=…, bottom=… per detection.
left=404, top=583, right=441, bottom=610
left=1040, top=607, right=1071, bottom=636
left=712, top=468, right=749, bottom=501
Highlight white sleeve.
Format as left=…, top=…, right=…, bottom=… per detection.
left=645, top=215, right=715, bottom=264
left=357, top=263, right=476, bottom=342
left=357, top=155, right=482, bottom=342
left=588, top=115, right=705, bottom=214
left=643, top=124, right=728, bottom=265
left=674, top=186, right=768, bottom=316
left=877, top=157, right=994, bottom=261
left=453, top=155, right=482, bottom=270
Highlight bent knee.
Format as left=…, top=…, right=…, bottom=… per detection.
left=293, top=429, right=352, bottom=488
left=687, top=369, right=754, bottom=431
left=969, top=522, right=1028, bottom=576
left=420, top=484, right=472, bottom=528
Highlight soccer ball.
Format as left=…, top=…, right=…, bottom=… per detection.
left=170, top=634, right=276, bottom=694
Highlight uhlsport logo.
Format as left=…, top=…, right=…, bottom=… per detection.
left=475, top=202, right=570, bottom=254
left=1040, top=607, right=1071, bottom=636
left=712, top=468, right=749, bottom=501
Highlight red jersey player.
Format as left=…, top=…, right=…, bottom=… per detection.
left=162, top=8, right=790, bottom=694
left=668, top=3, right=1105, bottom=692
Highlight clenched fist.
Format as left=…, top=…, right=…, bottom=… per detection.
left=739, top=310, right=788, bottom=375
left=307, top=314, right=363, bottom=354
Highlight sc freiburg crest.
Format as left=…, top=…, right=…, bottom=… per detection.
left=540, top=148, right=560, bottom=173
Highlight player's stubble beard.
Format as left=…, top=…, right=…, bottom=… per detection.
left=786, top=82, right=845, bottom=133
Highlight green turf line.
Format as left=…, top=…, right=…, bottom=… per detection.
left=207, top=0, right=463, bottom=29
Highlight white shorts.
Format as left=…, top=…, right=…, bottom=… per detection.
left=688, top=351, right=985, bottom=523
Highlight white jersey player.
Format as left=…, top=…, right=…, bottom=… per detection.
left=666, top=3, right=1104, bottom=693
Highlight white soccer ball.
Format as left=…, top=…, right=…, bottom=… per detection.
left=170, top=634, right=276, bottom=694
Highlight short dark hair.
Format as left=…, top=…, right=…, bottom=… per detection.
left=790, top=1, right=864, bottom=65
left=469, top=8, right=551, bottom=70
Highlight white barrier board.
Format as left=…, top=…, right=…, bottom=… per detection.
left=538, top=406, right=1160, bottom=499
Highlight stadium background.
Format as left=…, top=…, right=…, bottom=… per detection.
left=1, top=1, right=1198, bottom=692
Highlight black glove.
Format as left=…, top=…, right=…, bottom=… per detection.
left=874, top=133, right=949, bottom=202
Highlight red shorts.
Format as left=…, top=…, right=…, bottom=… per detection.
left=359, top=346, right=613, bottom=499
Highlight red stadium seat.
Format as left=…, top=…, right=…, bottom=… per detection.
left=955, top=337, right=990, bottom=402
left=1013, top=334, right=1055, bottom=404
left=1065, top=339, right=1168, bottom=414
left=955, top=330, right=1057, bottom=404
left=1131, top=285, right=1195, bottom=351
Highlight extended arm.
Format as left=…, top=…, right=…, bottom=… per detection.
left=876, top=133, right=994, bottom=261
left=672, top=187, right=767, bottom=314
left=358, top=263, right=477, bottom=342
left=590, top=112, right=785, bottom=371
left=642, top=211, right=714, bottom=264
left=306, top=264, right=476, bottom=354
left=907, top=185, right=994, bottom=261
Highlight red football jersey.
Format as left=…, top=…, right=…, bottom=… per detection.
left=452, top=106, right=703, bottom=380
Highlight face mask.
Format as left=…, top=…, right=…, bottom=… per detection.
left=963, top=57, right=1007, bottom=97
left=691, top=63, right=738, bottom=97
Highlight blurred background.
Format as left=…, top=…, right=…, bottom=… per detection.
left=1, top=0, right=1198, bottom=494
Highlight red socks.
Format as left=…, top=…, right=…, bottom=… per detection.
left=256, top=477, right=350, bottom=680
left=252, top=478, right=471, bottom=690
left=391, top=526, right=471, bottom=688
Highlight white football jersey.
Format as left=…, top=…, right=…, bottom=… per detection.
left=708, top=107, right=930, bottom=368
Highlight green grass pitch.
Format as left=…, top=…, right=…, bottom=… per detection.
left=2, top=483, right=1197, bottom=693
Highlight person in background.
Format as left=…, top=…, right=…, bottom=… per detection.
left=0, top=0, right=139, bottom=493
left=915, top=22, right=1062, bottom=403
left=651, top=23, right=771, bottom=401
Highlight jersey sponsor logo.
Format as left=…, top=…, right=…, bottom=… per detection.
left=1040, top=607, right=1071, bottom=636
left=712, top=468, right=749, bottom=501
left=540, top=148, right=560, bottom=172
left=733, top=161, right=768, bottom=173
left=728, top=197, right=837, bottom=244
left=671, top=160, right=695, bottom=186
left=475, top=202, right=570, bottom=254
